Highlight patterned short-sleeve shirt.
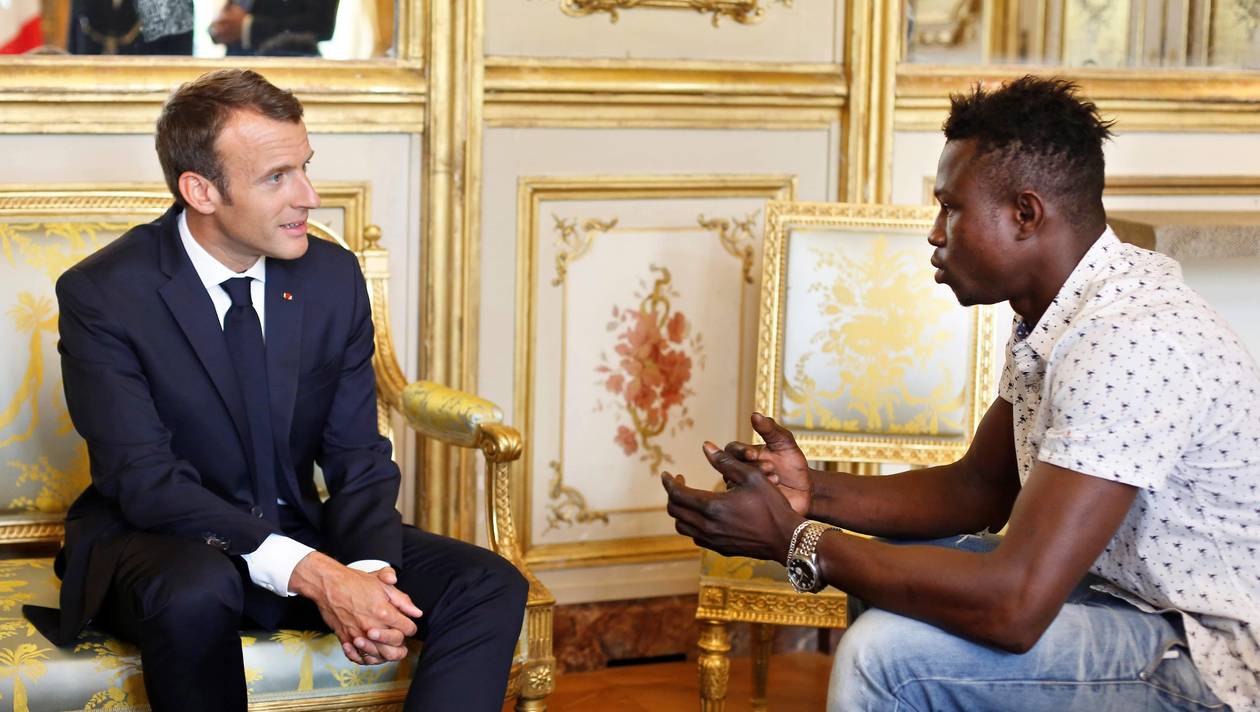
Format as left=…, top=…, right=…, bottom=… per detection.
left=999, top=227, right=1260, bottom=710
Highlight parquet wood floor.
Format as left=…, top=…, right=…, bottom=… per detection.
left=505, top=652, right=832, bottom=711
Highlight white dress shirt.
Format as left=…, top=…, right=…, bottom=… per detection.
left=178, top=212, right=386, bottom=597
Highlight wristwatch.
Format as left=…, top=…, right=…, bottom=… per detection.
left=786, top=520, right=838, bottom=594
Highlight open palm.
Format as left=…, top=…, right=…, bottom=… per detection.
left=724, top=413, right=812, bottom=516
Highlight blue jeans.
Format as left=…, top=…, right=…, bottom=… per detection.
left=828, top=534, right=1230, bottom=712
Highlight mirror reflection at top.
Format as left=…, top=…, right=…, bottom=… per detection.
left=907, top=0, right=1260, bottom=70
left=0, top=0, right=393, bottom=59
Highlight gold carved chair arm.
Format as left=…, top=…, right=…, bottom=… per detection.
left=399, top=382, right=548, bottom=596
left=400, top=381, right=557, bottom=709
left=357, top=226, right=555, bottom=708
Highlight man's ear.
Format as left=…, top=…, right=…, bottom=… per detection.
left=178, top=172, right=221, bottom=215
left=1013, top=190, right=1045, bottom=240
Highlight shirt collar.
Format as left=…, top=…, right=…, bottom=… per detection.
left=1015, top=225, right=1121, bottom=362
left=177, top=209, right=267, bottom=292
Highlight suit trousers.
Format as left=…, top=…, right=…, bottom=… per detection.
left=95, top=525, right=528, bottom=712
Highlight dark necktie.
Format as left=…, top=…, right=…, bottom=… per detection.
left=220, top=277, right=279, bottom=524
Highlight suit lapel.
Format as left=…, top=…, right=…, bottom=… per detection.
left=155, top=208, right=253, bottom=459
left=264, top=257, right=303, bottom=501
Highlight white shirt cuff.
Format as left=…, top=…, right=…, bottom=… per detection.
left=241, top=533, right=315, bottom=597
left=347, top=559, right=390, bottom=573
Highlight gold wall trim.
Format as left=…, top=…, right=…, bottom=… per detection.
left=417, top=0, right=483, bottom=541
left=559, top=0, right=788, bottom=26
left=484, top=59, right=846, bottom=128
left=0, top=59, right=426, bottom=134
left=515, top=175, right=796, bottom=570
left=896, top=65, right=1260, bottom=133
left=1104, top=175, right=1260, bottom=195
left=921, top=175, right=1260, bottom=204
left=528, top=535, right=702, bottom=570
left=841, top=0, right=899, bottom=202
left=0, top=0, right=424, bottom=134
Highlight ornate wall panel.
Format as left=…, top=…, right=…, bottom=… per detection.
left=484, top=0, right=843, bottom=62
left=515, top=176, right=794, bottom=572
left=755, top=201, right=995, bottom=464
left=479, top=126, right=838, bottom=602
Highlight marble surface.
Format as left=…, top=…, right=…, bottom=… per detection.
left=553, top=595, right=831, bottom=673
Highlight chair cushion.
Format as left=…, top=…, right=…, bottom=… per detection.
left=0, top=558, right=417, bottom=710
left=699, top=549, right=794, bottom=585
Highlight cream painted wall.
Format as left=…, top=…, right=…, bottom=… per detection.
left=485, top=0, right=845, bottom=62
left=0, top=132, right=425, bottom=518
left=892, top=127, right=1260, bottom=405
left=478, top=125, right=839, bottom=603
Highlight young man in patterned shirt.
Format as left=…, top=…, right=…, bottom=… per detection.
left=662, top=76, right=1259, bottom=711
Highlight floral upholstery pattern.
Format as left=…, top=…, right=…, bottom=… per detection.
left=0, top=559, right=418, bottom=711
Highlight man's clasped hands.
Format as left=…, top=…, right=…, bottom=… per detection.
left=289, top=552, right=423, bottom=664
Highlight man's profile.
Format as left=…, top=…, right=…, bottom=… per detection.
left=664, top=76, right=1259, bottom=712
left=25, top=68, right=526, bottom=712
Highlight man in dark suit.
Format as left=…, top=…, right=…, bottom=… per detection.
left=29, top=68, right=527, bottom=712
left=209, top=0, right=339, bottom=56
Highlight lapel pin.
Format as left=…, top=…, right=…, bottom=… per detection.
left=282, top=292, right=294, bottom=301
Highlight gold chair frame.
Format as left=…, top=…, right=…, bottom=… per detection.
left=0, top=185, right=555, bottom=711
left=696, top=200, right=997, bottom=710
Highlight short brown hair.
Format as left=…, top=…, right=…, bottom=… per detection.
left=155, top=69, right=304, bottom=207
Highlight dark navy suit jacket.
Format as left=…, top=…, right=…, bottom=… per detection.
left=32, top=205, right=402, bottom=644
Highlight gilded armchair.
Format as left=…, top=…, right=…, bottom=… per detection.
left=695, top=201, right=996, bottom=710
left=0, top=186, right=554, bottom=711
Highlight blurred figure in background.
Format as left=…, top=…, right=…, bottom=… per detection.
left=68, top=0, right=192, bottom=54
left=209, top=0, right=337, bottom=56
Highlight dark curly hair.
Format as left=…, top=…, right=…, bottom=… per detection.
left=155, top=69, right=304, bottom=208
left=943, top=76, right=1114, bottom=232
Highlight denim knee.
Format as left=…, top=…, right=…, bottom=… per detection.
left=829, top=609, right=933, bottom=712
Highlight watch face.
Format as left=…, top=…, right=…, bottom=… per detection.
left=787, top=556, right=819, bottom=592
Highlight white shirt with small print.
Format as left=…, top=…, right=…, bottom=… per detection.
left=999, top=226, right=1260, bottom=711
left=178, top=211, right=387, bottom=596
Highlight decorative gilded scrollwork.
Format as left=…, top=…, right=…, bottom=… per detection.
left=778, top=235, right=961, bottom=437
left=696, top=583, right=847, bottom=626
left=559, top=0, right=789, bottom=27
left=550, top=214, right=617, bottom=287
left=698, top=211, right=758, bottom=284
left=545, top=461, right=610, bottom=531
left=756, top=201, right=995, bottom=466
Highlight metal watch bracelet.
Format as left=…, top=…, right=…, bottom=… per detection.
left=786, top=520, right=812, bottom=565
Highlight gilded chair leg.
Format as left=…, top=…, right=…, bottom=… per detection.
left=750, top=623, right=774, bottom=711
left=698, top=619, right=731, bottom=712
left=515, top=659, right=554, bottom=712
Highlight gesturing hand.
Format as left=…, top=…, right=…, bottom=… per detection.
left=209, top=3, right=246, bottom=44
left=289, top=554, right=423, bottom=666
left=662, top=441, right=805, bottom=564
left=722, top=413, right=813, bottom=516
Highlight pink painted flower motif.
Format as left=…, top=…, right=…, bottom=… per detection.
left=595, top=265, right=703, bottom=472
left=614, top=425, right=638, bottom=456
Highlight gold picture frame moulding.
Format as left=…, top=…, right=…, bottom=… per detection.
left=896, top=64, right=1260, bottom=133
left=754, top=200, right=996, bottom=465
left=515, top=174, right=797, bottom=570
